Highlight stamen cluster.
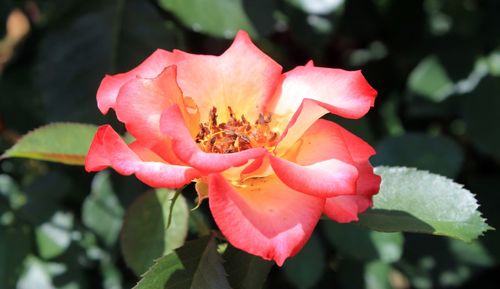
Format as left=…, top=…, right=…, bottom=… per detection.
left=195, top=106, right=279, bottom=153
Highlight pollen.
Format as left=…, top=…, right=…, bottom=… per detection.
left=195, top=106, right=279, bottom=153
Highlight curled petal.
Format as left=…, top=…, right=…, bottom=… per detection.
left=96, top=49, right=179, bottom=114
left=208, top=174, right=324, bottom=266
left=173, top=30, right=282, bottom=121
left=160, top=105, right=267, bottom=173
left=114, top=66, right=182, bottom=144
left=85, top=125, right=199, bottom=188
left=324, top=159, right=380, bottom=222
left=272, top=119, right=366, bottom=197
left=269, top=156, right=358, bottom=198
left=114, top=66, right=199, bottom=162
left=275, top=99, right=329, bottom=154
left=302, top=121, right=381, bottom=222
left=273, top=65, right=376, bottom=119
left=272, top=65, right=376, bottom=153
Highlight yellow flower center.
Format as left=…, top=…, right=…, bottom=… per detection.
left=195, top=106, right=279, bottom=153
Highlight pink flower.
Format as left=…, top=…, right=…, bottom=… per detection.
left=85, top=31, right=380, bottom=265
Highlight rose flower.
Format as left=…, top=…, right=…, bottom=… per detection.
left=85, top=31, right=380, bottom=266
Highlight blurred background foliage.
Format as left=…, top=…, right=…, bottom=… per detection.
left=1, top=0, right=499, bottom=288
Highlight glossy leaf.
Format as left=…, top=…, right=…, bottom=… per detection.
left=2, top=123, right=98, bottom=165
left=358, top=167, right=491, bottom=241
left=133, top=236, right=231, bottom=289
left=82, top=171, right=124, bottom=247
left=121, top=189, right=189, bottom=276
left=223, top=244, right=273, bottom=289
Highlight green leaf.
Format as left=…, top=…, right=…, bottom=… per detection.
left=1, top=123, right=98, bottom=165
left=408, top=55, right=454, bottom=102
left=283, top=233, right=325, bottom=289
left=0, top=174, right=27, bottom=210
left=82, top=171, right=124, bottom=247
left=158, top=0, right=274, bottom=38
left=372, top=133, right=464, bottom=178
left=37, top=0, right=182, bottom=122
left=223, top=244, right=273, bottom=289
left=358, top=167, right=491, bottom=241
left=35, top=211, right=74, bottom=259
left=322, top=221, right=403, bottom=263
left=133, top=236, right=231, bottom=289
left=121, top=189, right=189, bottom=276
left=17, top=256, right=55, bottom=289
left=0, top=224, right=32, bottom=289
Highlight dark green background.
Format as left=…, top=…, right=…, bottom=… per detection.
left=1, top=0, right=499, bottom=288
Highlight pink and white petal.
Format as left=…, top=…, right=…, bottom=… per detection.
left=274, top=119, right=380, bottom=202
left=275, top=99, right=329, bottom=154
left=271, top=66, right=376, bottom=152
left=306, top=121, right=381, bottom=222
left=324, top=195, right=372, bottom=223
left=114, top=66, right=199, bottom=150
left=114, top=66, right=182, bottom=146
left=85, top=125, right=199, bottom=188
left=331, top=120, right=380, bottom=197
left=293, top=119, right=364, bottom=164
left=272, top=65, right=377, bottom=120
left=208, top=174, right=324, bottom=266
left=160, top=105, right=267, bottom=173
left=174, top=31, right=282, bottom=121
left=269, top=156, right=358, bottom=198
left=96, top=49, right=180, bottom=114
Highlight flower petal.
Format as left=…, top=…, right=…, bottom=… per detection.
left=114, top=66, right=199, bottom=154
left=85, top=125, right=199, bottom=188
left=272, top=65, right=376, bottom=153
left=96, top=49, right=179, bottom=114
left=173, top=30, right=282, bottom=121
left=208, top=174, right=324, bottom=266
left=275, top=99, right=329, bottom=155
left=273, top=65, right=377, bottom=119
left=324, top=196, right=372, bottom=223
left=292, top=119, right=367, bottom=164
left=313, top=121, right=381, bottom=222
left=269, top=156, right=358, bottom=198
left=160, top=105, right=267, bottom=173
